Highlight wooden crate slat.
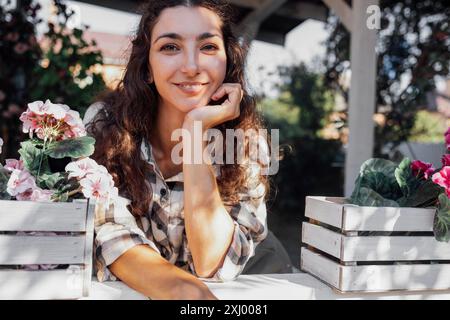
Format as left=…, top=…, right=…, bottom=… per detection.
left=0, top=200, right=87, bottom=232
left=305, top=196, right=344, bottom=229
left=0, top=268, right=83, bottom=299
left=303, top=221, right=450, bottom=261
left=343, top=234, right=450, bottom=261
left=340, top=262, right=450, bottom=292
left=0, top=235, right=85, bottom=265
left=302, top=222, right=343, bottom=259
left=301, top=247, right=450, bottom=292
left=82, top=201, right=96, bottom=297
left=344, top=205, right=435, bottom=232
left=300, top=247, right=341, bottom=289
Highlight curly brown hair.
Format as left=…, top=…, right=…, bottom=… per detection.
left=88, top=0, right=270, bottom=217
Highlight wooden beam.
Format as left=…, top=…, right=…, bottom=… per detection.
left=278, top=2, right=328, bottom=22
left=236, top=0, right=288, bottom=44
left=322, top=0, right=353, bottom=32
left=229, top=0, right=327, bottom=22
left=227, top=0, right=265, bottom=8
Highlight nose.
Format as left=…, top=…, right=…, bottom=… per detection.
left=180, top=46, right=200, bottom=76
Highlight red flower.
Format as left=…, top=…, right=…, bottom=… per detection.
left=432, top=167, right=450, bottom=197
left=442, top=154, right=450, bottom=167
left=446, top=128, right=450, bottom=150
left=411, top=160, right=435, bottom=180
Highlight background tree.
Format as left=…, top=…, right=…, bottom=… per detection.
left=30, top=0, right=105, bottom=116
left=0, top=0, right=105, bottom=160
left=325, top=0, right=450, bottom=157
left=0, top=0, right=42, bottom=159
left=260, top=63, right=343, bottom=261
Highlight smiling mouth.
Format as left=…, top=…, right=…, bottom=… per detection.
left=174, top=83, right=208, bottom=94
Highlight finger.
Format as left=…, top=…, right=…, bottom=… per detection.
left=211, top=85, right=228, bottom=100
left=212, top=84, right=242, bottom=105
left=221, top=86, right=242, bottom=108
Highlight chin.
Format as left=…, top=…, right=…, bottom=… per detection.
left=175, top=98, right=209, bottom=113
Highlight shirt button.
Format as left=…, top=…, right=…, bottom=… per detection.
left=160, top=188, right=167, bottom=197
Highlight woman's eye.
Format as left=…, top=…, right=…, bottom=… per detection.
left=160, top=44, right=179, bottom=52
left=202, top=44, right=218, bottom=51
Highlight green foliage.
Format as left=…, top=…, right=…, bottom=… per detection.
left=44, top=136, right=95, bottom=159
left=260, top=63, right=344, bottom=214
left=0, top=165, right=11, bottom=200
left=276, top=63, right=335, bottom=138
left=0, top=0, right=106, bottom=160
left=18, top=140, right=50, bottom=176
left=30, top=0, right=106, bottom=117
left=37, top=172, right=64, bottom=190
left=434, top=193, right=450, bottom=242
left=350, top=158, right=402, bottom=206
left=325, top=0, right=450, bottom=156
left=0, top=0, right=42, bottom=159
left=349, top=157, right=440, bottom=208
left=409, top=111, right=448, bottom=143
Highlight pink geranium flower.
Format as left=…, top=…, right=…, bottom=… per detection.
left=411, top=160, right=435, bottom=180
left=65, top=157, right=99, bottom=179
left=4, top=159, right=24, bottom=172
left=7, top=169, right=36, bottom=197
left=20, top=99, right=85, bottom=141
left=79, top=172, right=115, bottom=202
left=29, top=188, right=54, bottom=202
left=432, top=166, right=450, bottom=197
left=16, top=189, right=34, bottom=201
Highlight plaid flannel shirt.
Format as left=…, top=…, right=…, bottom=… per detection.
left=86, top=105, right=269, bottom=282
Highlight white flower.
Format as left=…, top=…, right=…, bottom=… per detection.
left=65, top=157, right=99, bottom=179
left=7, top=169, right=37, bottom=197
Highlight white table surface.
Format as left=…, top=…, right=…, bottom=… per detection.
left=83, top=272, right=450, bottom=300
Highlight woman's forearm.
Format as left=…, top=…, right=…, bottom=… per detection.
left=109, top=244, right=217, bottom=300
left=182, top=120, right=235, bottom=278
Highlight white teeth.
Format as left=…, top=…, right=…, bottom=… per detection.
left=178, top=84, right=203, bottom=89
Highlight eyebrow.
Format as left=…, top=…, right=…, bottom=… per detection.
left=153, top=32, right=221, bottom=44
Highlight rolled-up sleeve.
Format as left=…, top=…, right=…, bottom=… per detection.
left=94, top=196, right=160, bottom=282
left=203, top=158, right=269, bottom=282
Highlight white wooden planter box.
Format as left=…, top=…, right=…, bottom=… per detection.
left=300, top=196, right=450, bottom=293
left=0, top=199, right=95, bottom=299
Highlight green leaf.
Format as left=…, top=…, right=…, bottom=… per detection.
left=44, top=136, right=95, bottom=159
left=37, top=172, right=64, bottom=190
left=350, top=158, right=403, bottom=205
left=18, top=140, right=51, bottom=176
left=434, top=193, right=450, bottom=242
left=350, top=187, right=400, bottom=207
left=401, top=179, right=441, bottom=208
left=0, top=165, right=11, bottom=200
left=395, top=158, right=413, bottom=196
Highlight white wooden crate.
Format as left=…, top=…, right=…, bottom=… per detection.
left=300, top=196, right=450, bottom=293
left=0, top=199, right=95, bottom=299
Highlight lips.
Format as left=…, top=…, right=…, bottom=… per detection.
left=174, top=82, right=208, bottom=94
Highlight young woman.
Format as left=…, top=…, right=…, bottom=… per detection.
left=84, top=0, right=280, bottom=300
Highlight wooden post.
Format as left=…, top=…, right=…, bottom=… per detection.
left=323, top=0, right=379, bottom=196
left=344, top=0, right=378, bottom=196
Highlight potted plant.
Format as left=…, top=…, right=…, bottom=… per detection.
left=0, top=99, right=117, bottom=299
left=301, top=128, right=450, bottom=292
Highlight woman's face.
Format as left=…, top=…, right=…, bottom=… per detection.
left=149, top=5, right=227, bottom=114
